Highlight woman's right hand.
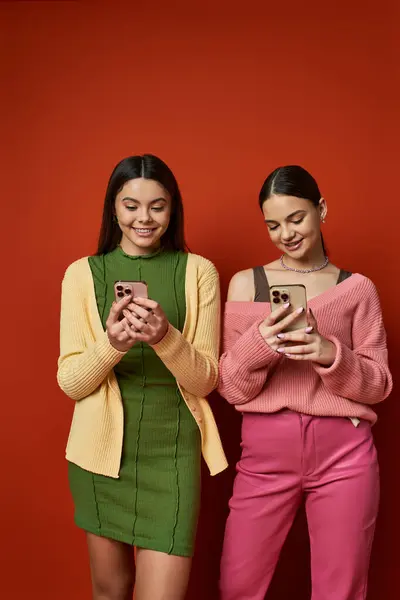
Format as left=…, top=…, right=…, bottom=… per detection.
left=106, top=295, right=138, bottom=352
left=259, top=304, right=305, bottom=352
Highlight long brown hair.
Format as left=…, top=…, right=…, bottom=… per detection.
left=97, top=154, right=187, bottom=255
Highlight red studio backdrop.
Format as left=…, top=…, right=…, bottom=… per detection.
left=1, top=1, right=399, bottom=598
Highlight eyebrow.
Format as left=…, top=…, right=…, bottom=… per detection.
left=265, top=209, right=306, bottom=224
left=121, top=197, right=167, bottom=203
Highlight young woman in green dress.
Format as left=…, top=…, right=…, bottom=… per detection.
left=57, top=154, right=226, bottom=599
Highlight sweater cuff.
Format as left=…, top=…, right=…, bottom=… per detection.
left=150, top=323, right=180, bottom=357
left=312, top=335, right=353, bottom=381
left=98, top=331, right=127, bottom=364
left=231, top=321, right=280, bottom=371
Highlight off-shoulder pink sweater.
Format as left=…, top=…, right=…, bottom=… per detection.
left=218, top=274, right=392, bottom=423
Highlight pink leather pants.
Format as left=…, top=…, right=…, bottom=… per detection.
left=220, top=411, right=380, bottom=600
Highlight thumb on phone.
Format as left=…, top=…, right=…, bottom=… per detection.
left=307, top=307, right=318, bottom=331
left=107, top=295, right=132, bottom=326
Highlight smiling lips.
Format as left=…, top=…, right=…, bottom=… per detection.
left=133, top=228, right=156, bottom=237
left=284, top=238, right=303, bottom=251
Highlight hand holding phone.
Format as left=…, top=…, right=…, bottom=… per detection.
left=106, top=293, right=138, bottom=352
left=262, top=285, right=336, bottom=365
left=269, top=285, right=307, bottom=333
left=259, top=302, right=305, bottom=352
left=106, top=282, right=150, bottom=352
left=258, top=284, right=308, bottom=353
left=122, top=297, right=169, bottom=346
left=113, top=280, right=148, bottom=321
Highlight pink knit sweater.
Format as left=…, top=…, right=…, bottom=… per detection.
left=218, top=274, right=392, bottom=423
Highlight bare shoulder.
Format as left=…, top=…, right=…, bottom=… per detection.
left=227, top=269, right=254, bottom=301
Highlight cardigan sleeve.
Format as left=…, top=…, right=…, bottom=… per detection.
left=57, top=262, right=126, bottom=401
left=313, top=278, right=393, bottom=404
left=218, top=310, right=282, bottom=405
left=151, top=258, right=220, bottom=397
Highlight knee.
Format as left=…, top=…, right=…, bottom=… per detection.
left=92, top=573, right=133, bottom=600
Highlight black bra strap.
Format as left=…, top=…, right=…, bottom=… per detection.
left=337, top=269, right=352, bottom=284
left=253, top=266, right=352, bottom=302
left=253, top=266, right=270, bottom=302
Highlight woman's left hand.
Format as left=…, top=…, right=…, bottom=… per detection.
left=122, top=297, right=169, bottom=346
left=275, top=309, right=337, bottom=367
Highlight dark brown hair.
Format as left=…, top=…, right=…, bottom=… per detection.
left=97, top=154, right=186, bottom=255
left=259, top=165, right=326, bottom=254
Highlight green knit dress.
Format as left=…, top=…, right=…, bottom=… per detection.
left=68, top=247, right=201, bottom=557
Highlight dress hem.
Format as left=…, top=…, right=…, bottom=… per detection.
left=74, top=518, right=194, bottom=558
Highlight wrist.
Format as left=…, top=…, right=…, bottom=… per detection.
left=150, top=323, right=169, bottom=346
left=316, top=339, right=337, bottom=367
left=107, top=332, right=129, bottom=353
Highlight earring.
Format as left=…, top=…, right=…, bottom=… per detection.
left=113, top=215, right=118, bottom=224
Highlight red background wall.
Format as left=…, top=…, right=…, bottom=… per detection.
left=1, top=1, right=399, bottom=598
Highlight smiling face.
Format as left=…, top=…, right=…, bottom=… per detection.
left=115, top=178, right=172, bottom=255
left=262, top=194, right=327, bottom=261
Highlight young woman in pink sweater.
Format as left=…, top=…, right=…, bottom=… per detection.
left=218, top=165, right=392, bottom=600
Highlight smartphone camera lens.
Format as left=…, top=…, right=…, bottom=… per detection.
left=273, top=297, right=280, bottom=304
left=117, top=292, right=124, bottom=298
left=281, top=293, right=289, bottom=302
left=116, top=285, right=123, bottom=291
left=272, top=290, right=280, bottom=297
left=124, top=288, right=131, bottom=295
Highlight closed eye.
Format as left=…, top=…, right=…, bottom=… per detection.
left=125, top=205, right=165, bottom=212
left=292, top=218, right=304, bottom=225
left=268, top=224, right=279, bottom=231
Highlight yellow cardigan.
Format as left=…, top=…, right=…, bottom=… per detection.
left=57, top=252, right=228, bottom=478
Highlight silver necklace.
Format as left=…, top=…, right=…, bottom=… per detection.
left=280, top=254, right=329, bottom=274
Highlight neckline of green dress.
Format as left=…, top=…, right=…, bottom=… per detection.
left=114, top=245, right=163, bottom=260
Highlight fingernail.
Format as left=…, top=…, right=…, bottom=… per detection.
left=283, top=302, right=290, bottom=308
left=305, top=326, right=313, bottom=333
left=277, top=334, right=285, bottom=339
left=277, top=348, right=285, bottom=353
left=297, top=307, right=304, bottom=314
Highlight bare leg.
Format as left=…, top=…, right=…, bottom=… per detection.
left=86, top=533, right=134, bottom=600
left=134, top=548, right=192, bottom=600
